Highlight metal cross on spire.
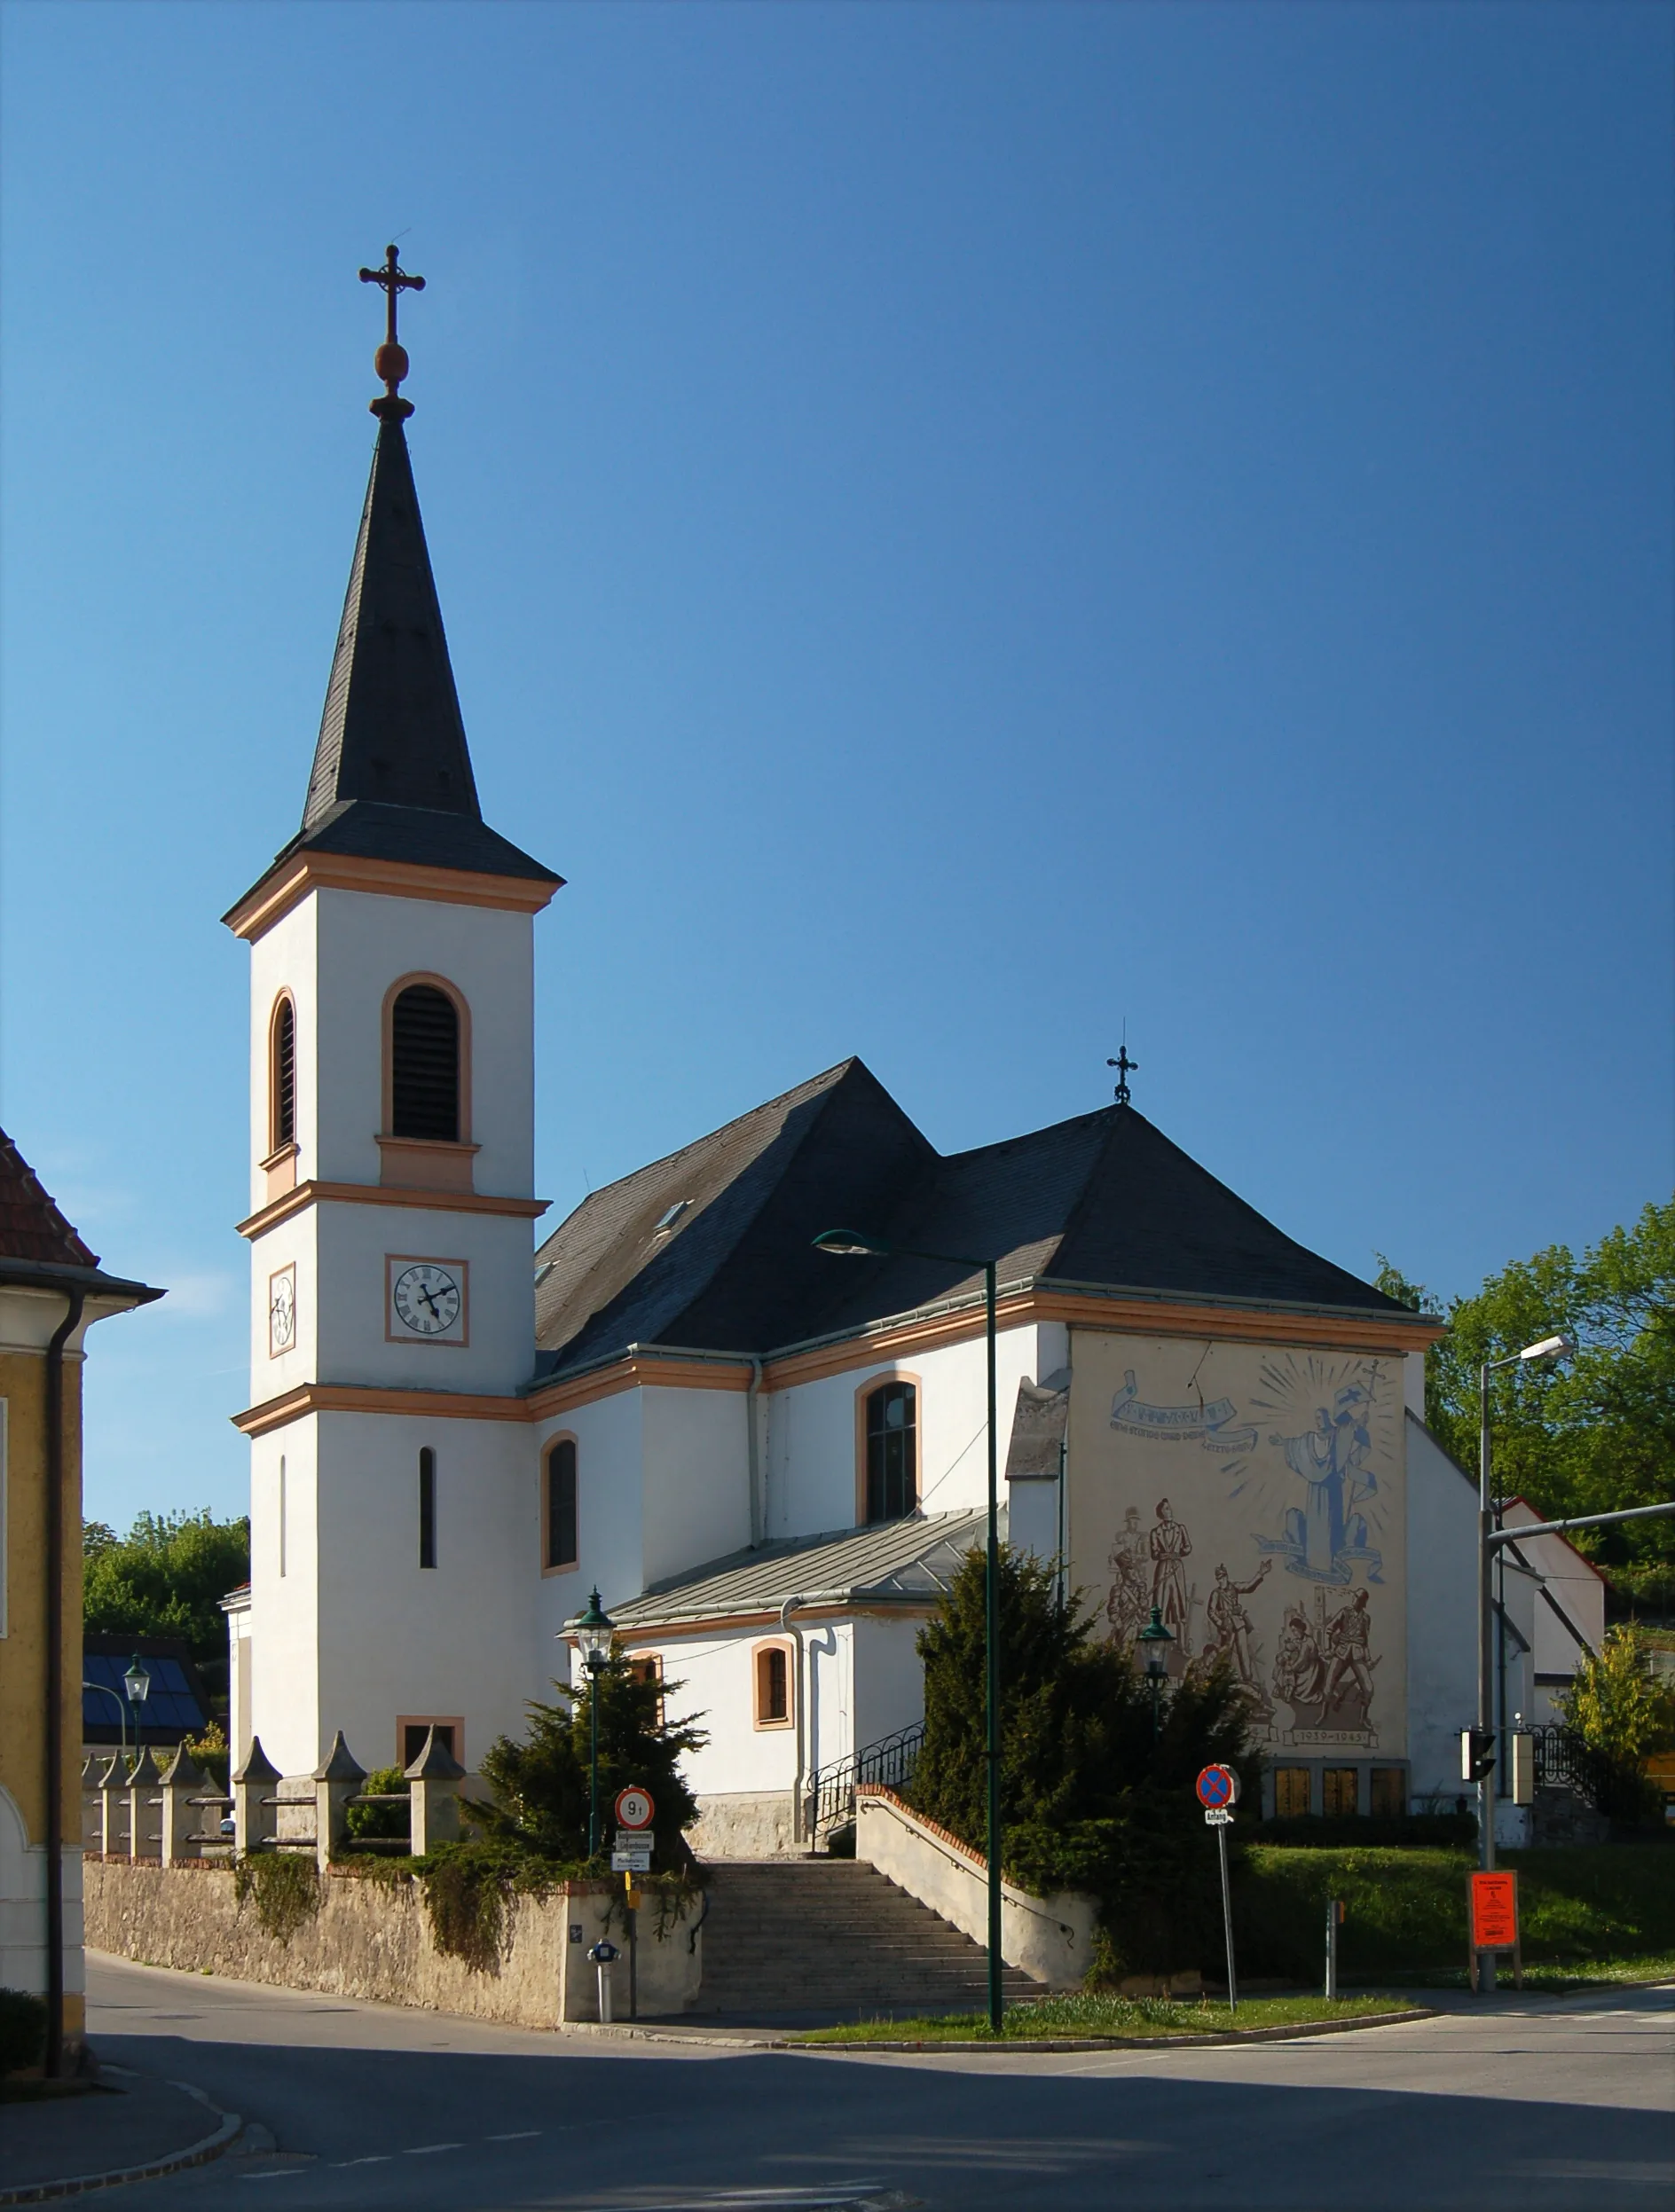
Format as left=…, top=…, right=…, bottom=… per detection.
left=1106, top=1043, right=1139, bottom=1105
left=358, top=244, right=426, bottom=416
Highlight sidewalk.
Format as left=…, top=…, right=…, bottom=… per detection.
left=0, top=2063, right=240, bottom=2203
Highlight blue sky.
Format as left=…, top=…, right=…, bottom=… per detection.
left=2, top=2, right=1669, bottom=1531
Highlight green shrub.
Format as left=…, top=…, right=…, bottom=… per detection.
left=346, top=1766, right=409, bottom=1842
left=233, top=1852, right=322, bottom=1941
left=0, top=1988, right=47, bottom=2076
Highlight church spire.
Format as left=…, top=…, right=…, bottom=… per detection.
left=229, top=251, right=560, bottom=921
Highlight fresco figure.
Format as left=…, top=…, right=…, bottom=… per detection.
left=1148, top=1498, right=1192, bottom=1652
left=1323, top=1588, right=1376, bottom=1716
left=1205, top=1559, right=1272, bottom=1688
left=1271, top=1603, right=1326, bottom=1713
left=1265, top=1384, right=1383, bottom=1583
left=1105, top=1506, right=1148, bottom=1646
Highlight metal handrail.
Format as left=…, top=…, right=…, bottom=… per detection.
left=810, top=1722, right=925, bottom=1836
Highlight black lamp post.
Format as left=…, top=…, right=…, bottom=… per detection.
left=814, top=1227, right=1003, bottom=2036
left=569, top=1591, right=615, bottom=1862
left=122, top=1653, right=151, bottom=1737
left=1137, top=1605, right=1175, bottom=1738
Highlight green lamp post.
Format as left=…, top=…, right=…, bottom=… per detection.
left=1137, top=1605, right=1175, bottom=1738
left=569, top=1589, right=616, bottom=1862
left=814, top=1227, right=1004, bottom=2036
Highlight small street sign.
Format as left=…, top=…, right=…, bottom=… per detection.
left=615, top=1785, right=655, bottom=1831
left=1194, top=1768, right=1241, bottom=2012
left=1204, top=1807, right=1234, bottom=1827
left=611, top=1842, right=652, bottom=1872
left=1196, top=1764, right=1239, bottom=1810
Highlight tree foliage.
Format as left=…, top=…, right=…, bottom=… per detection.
left=469, top=1653, right=705, bottom=1868
left=82, top=1510, right=250, bottom=1680
left=1561, top=1627, right=1675, bottom=1768
left=912, top=1547, right=1258, bottom=1975
left=1380, top=1199, right=1675, bottom=1609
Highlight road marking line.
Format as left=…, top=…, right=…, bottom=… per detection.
left=485, top=2130, right=543, bottom=2140
left=330, top=2156, right=392, bottom=2167
left=404, top=2142, right=464, bottom=2154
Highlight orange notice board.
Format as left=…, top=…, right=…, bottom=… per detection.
left=1470, top=1871, right=1519, bottom=1951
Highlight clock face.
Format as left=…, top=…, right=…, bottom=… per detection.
left=269, top=1266, right=297, bottom=1357
left=390, top=1260, right=464, bottom=1339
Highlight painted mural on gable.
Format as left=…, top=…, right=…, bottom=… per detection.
left=1068, top=1333, right=1406, bottom=1753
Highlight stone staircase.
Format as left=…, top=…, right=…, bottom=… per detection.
left=687, top=1857, right=1038, bottom=2020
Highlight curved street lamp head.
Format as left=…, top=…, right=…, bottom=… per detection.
left=568, top=1589, right=615, bottom=1673
left=122, top=1654, right=152, bottom=1706
left=1519, top=1334, right=1576, bottom=1364
left=812, top=1228, right=889, bottom=1259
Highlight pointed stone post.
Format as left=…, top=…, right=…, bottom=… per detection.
left=232, top=1737, right=280, bottom=1855
left=313, top=1732, right=366, bottom=1871
left=404, top=1726, right=464, bottom=1855
left=158, top=1748, right=205, bottom=1863
left=126, top=1746, right=163, bottom=1861
left=98, top=1753, right=127, bottom=1857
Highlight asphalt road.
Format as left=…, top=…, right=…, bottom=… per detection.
left=87, top=1954, right=1672, bottom=2211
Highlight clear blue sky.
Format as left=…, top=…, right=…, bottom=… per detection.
left=2, top=2, right=1669, bottom=1532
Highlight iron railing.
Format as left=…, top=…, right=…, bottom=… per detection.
left=811, top=1722, right=924, bottom=1837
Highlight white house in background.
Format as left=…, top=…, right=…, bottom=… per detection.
left=224, top=332, right=1596, bottom=1851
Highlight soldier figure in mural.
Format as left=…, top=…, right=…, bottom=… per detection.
left=1148, top=1498, right=1193, bottom=1656
left=1270, top=1588, right=1378, bottom=1737
left=1264, top=1383, right=1383, bottom=1583
left=1105, top=1505, right=1148, bottom=1647
left=1204, top=1558, right=1273, bottom=1714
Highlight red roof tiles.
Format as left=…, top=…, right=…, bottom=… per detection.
left=0, top=1128, right=99, bottom=1267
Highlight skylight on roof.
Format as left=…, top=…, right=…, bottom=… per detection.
left=653, top=1200, right=690, bottom=1235
left=534, top=1261, right=554, bottom=1286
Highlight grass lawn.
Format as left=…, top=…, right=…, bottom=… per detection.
left=799, top=1992, right=1419, bottom=2043
left=1372, top=1951, right=1675, bottom=1994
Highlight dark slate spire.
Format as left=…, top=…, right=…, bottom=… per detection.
left=303, top=412, right=481, bottom=828
left=228, top=256, right=561, bottom=915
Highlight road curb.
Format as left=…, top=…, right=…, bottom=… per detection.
left=554, top=2004, right=1435, bottom=2055
left=0, top=2090, right=243, bottom=2204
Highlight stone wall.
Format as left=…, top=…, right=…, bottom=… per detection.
left=84, top=1856, right=701, bottom=2027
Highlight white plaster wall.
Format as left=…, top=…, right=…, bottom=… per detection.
left=248, top=1425, right=321, bottom=1775
left=532, top=1389, right=647, bottom=1675
left=1404, top=1351, right=1426, bottom=1420
left=1006, top=1479, right=1061, bottom=1573
left=764, top=1323, right=1048, bottom=1541
left=0, top=1786, right=83, bottom=2005
left=248, top=897, right=318, bottom=1210
left=802, top=1618, right=853, bottom=1778
left=312, top=1203, right=535, bottom=1394
left=851, top=1613, right=927, bottom=1747
left=1404, top=1413, right=1477, bottom=1804
left=641, top=1632, right=801, bottom=1798
left=641, top=1388, right=751, bottom=1587
left=248, top=1209, right=318, bottom=1396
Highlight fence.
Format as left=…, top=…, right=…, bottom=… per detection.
left=82, top=1724, right=465, bottom=1869
left=810, top=1722, right=924, bottom=1839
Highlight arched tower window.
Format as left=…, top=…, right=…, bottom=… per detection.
left=270, top=995, right=296, bottom=1152
left=544, top=1438, right=578, bottom=1573
left=391, top=984, right=460, bottom=1141
left=864, top=1380, right=917, bottom=1525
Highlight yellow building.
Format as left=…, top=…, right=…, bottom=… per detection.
left=0, top=1129, right=160, bottom=2073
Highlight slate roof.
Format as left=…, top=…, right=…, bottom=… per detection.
left=531, top=1060, right=1426, bottom=1383
left=234, top=412, right=560, bottom=907
left=605, top=1509, right=995, bottom=1630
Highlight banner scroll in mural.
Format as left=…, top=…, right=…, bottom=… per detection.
left=1110, top=1371, right=1257, bottom=1455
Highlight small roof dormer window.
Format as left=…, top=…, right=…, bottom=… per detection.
left=653, top=1200, right=690, bottom=1237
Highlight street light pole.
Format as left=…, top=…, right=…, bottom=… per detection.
left=1137, top=1604, right=1175, bottom=1738
left=566, top=1591, right=616, bottom=1863
left=815, top=1228, right=1004, bottom=2035
left=1475, top=1333, right=1573, bottom=1995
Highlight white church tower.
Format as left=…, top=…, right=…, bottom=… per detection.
left=223, top=256, right=562, bottom=1780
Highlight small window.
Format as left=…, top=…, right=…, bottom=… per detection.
left=403, top=1721, right=456, bottom=1767
left=1323, top=1767, right=1359, bottom=1817
left=864, top=1380, right=917, bottom=1525
left=271, top=996, right=296, bottom=1150
left=653, top=1200, right=689, bottom=1235
left=626, top=1655, right=663, bottom=1722
left=419, top=1447, right=437, bottom=1569
left=545, top=1439, right=578, bottom=1572
left=391, top=984, right=460, bottom=1141
left=754, top=1643, right=790, bottom=1727
left=1273, top=1766, right=1311, bottom=1818
left=1370, top=1767, right=1406, bottom=1819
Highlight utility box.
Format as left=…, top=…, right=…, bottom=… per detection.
left=1510, top=1731, right=1536, bottom=1807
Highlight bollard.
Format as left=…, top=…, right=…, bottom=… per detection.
left=587, top=1939, right=620, bottom=2024
left=313, top=1731, right=367, bottom=1871
left=158, top=1748, right=206, bottom=1863
left=405, top=1726, right=464, bottom=1855
left=97, top=1753, right=128, bottom=1857
left=1325, top=1898, right=1344, bottom=2001
left=126, top=1746, right=163, bottom=1861
left=232, top=1737, right=280, bottom=1855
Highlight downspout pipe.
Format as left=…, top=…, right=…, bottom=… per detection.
left=777, top=1588, right=850, bottom=1852
left=746, top=1356, right=764, bottom=1549
left=44, top=1287, right=84, bottom=2079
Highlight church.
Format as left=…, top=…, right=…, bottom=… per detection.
left=224, top=272, right=1518, bottom=1858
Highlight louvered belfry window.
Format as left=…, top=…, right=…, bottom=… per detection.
left=391, top=984, right=460, bottom=1141
left=272, top=997, right=296, bottom=1149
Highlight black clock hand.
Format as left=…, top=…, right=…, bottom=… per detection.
left=420, top=1284, right=444, bottom=1317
